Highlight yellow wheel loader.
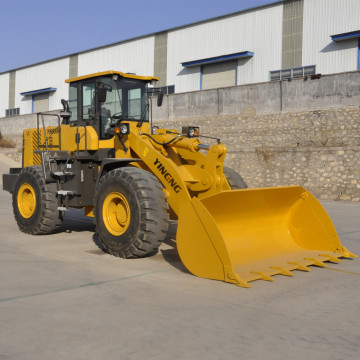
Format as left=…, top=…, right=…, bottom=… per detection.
left=2, top=71, right=356, bottom=287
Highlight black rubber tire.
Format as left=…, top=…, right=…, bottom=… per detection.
left=94, top=167, right=169, bottom=258
left=223, top=166, right=248, bottom=189
left=12, top=166, right=63, bottom=234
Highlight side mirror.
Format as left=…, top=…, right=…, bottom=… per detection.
left=98, top=87, right=107, bottom=103
left=157, top=92, right=163, bottom=107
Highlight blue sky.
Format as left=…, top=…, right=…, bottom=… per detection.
left=0, top=0, right=276, bottom=73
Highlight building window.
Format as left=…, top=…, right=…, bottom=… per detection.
left=5, top=108, right=20, bottom=117
left=270, top=65, right=316, bottom=81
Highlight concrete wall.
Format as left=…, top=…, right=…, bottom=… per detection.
left=0, top=112, right=59, bottom=136
left=0, top=112, right=60, bottom=163
left=150, top=71, right=360, bottom=201
left=153, top=71, right=360, bottom=120
left=153, top=107, right=360, bottom=202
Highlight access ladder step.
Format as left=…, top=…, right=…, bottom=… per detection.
left=52, top=171, right=76, bottom=177
left=57, top=190, right=78, bottom=196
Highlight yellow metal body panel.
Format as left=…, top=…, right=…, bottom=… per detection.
left=176, top=186, right=356, bottom=287
left=60, top=125, right=98, bottom=152
left=22, top=125, right=99, bottom=167
left=84, top=206, right=95, bottom=217
left=66, top=71, right=158, bottom=84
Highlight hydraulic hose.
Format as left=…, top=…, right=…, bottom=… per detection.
left=139, top=132, right=182, bottom=146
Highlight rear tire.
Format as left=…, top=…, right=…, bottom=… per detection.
left=94, top=167, right=169, bottom=258
left=223, top=166, right=248, bottom=189
left=12, top=166, right=63, bottom=234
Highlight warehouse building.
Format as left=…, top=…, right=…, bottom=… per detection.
left=0, top=0, right=359, bottom=118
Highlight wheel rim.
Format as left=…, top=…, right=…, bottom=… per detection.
left=103, top=192, right=131, bottom=236
left=17, top=183, right=36, bottom=218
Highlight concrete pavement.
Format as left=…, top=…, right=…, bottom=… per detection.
left=0, top=156, right=359, bottom=360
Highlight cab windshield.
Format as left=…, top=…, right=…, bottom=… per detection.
left=68, top=75, right=149, bottom=139
left=100, top=76, right=148, bottom=122
left=99, top=76, right=148, bottom=138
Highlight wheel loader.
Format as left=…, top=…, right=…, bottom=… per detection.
left=2, top=70, right=356, bottom=287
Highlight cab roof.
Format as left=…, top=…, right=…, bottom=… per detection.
left=65, top=70, right=159, bottom=83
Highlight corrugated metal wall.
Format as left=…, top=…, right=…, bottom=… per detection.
left=167, top=3, right=283, bottom=92
left=0, top=73, right=10, bottom=117
left=282, top=0, right=303, bottom=69
left=303, top=0, right=360, bottom=73
left=154, top=32, right=168, bottom=86
left=77, top=36, right=155, bottom=78
left=15, top=58, right=69, bottom=115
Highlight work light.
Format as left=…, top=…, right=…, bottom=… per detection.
left=182, top=126, right=199, bottom=138
left=114, top=123, right=129, bottom=135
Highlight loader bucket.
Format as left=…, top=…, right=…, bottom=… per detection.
left=176, top=186, right=356, bottom=287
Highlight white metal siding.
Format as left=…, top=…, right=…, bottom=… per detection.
left=15, top=58, right=69, bottom=114
left=0, top=73, right=9, bottom=117
left=78, top=36, right=155, bottom=78
left=303, top=0, right=360, bottom=74
left=167, top=4, right=283, bottom=92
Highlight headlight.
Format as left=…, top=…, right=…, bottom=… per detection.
left=182, top=126, right=199, bottom=138
left=114, top=123, right=130, bottom=135
left=120, top=124, right=129, bottom=134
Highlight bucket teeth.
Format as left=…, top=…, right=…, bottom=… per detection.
left=227, top=272, right=251, bottom=288
left=347, top=251, right=357, bottom=258
left=270, top=266, right=294, bottom=277
left=336, top=247, right=358, bottom=258
left=288, top=262, right=311, bottom=272
left=251, top=271, right=275, bottom=282
left=305, top=258, right=327, bottom=267
left=319, top=254, right=342, bottom=263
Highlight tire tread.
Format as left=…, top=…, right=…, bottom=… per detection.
left=13, top=166, right=63, bottom=235
left=94, top=167, right=169, bottom=258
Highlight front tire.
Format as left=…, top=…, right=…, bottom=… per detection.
left=223, top=166, right=248, bottom=189
left=13, top=166, right=63, bottom=234
left=94, top=167, right=169, bottom=258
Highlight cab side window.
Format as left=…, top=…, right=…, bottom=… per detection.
left=82, top=82, right=95, bottom=120
left=128, top=88, right=141, bottom=119
left=69, top=83, right=78, bottom=122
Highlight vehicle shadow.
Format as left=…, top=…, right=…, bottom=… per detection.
left=64, top=213, right=189, bottom=274
left=160, top=220, right=190, bottom=274
left=60, top=208, right=95, bottom=233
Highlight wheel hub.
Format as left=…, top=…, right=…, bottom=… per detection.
left=17, top=183, right=36, bottom=218
left=103, top=192, right=131, bottom=236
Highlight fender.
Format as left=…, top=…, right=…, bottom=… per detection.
left=96, top=158, right=142, bottom=185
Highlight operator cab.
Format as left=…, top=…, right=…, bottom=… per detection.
left=65, top=71, right=159, bottom=139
